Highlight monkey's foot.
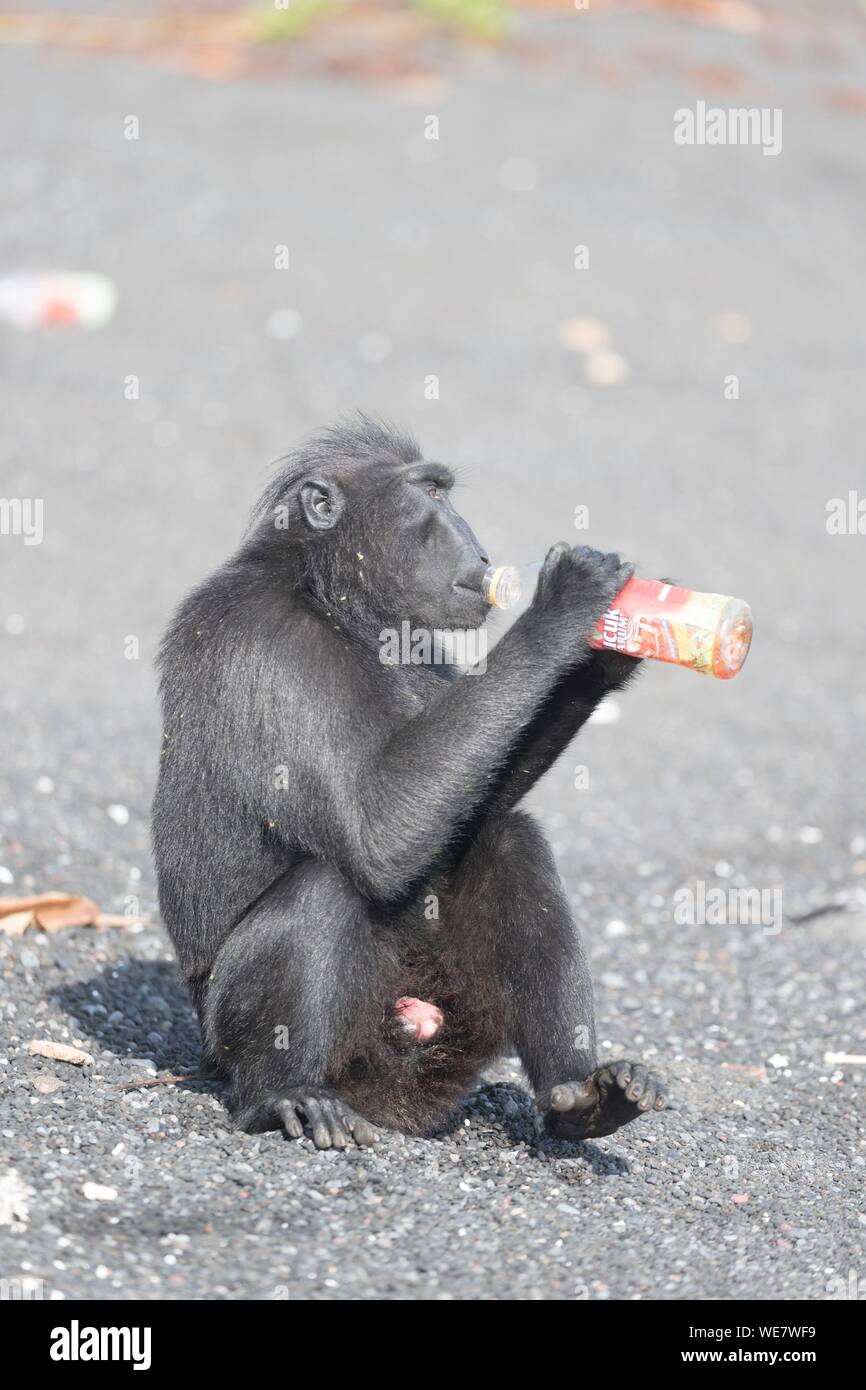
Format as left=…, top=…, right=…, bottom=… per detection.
left=393, top=996, right=444, bottom=1042
left=276, top=1090, right=376, bottom=1150
left=544, top=1061, right=666, bottom=1141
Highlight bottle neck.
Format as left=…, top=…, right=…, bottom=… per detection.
left=481, top=561, right=542, bottom=610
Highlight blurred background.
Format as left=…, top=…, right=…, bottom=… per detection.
left=0, top=0, right=864, bottom=1302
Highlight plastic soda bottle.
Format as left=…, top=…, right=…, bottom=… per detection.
left=481, top=563, right=752, bottom=680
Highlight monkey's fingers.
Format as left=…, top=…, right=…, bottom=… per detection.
left=297, top=1095, right=332, bottom=1150
left=276, top=1099, right=305, bottom=1140
left=347, top=1113, right=376, bottom=1146
left=277, top=1095, right=376, bottom=1149
left=536, top=542, right=572, bottom=600
left=319, top=1098, right=350, bottom=1149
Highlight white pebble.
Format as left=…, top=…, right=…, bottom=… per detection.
left=107, top=804, right=130, bottom=826
left=82, top=1183, right=117, bottom=1202
left=0, top=1170, right=32, bottom=1226
left=798, top=826, right=822, bottom=844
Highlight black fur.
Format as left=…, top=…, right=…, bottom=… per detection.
left=152, top=417, right=665, bottom=1144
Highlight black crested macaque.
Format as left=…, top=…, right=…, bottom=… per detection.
left=152, top=417, right=666, bottom=1149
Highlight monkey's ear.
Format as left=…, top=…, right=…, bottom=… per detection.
left=299, top=478, right=344, bottom=531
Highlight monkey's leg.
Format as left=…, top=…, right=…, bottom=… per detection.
left=203, top=861, right=388, bottom=1147
left=446, top=812, right=597, bottom=1086
left=447, top=812, right=666, bottom=1140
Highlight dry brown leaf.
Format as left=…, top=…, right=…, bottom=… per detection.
left=721, top=1062, right=767, bottom=1080
left=0, top=910, right=33, bottom=937
left=0, top=893, right=141, bottom=935
left=0, top=895, right=49, bottom=917
left=35, top=894, right=101, bottom=932
left=94, top=912, right=146, bottom=929
left=28, top=1039, right=94, bottom=1066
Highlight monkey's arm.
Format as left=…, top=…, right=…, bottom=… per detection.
left=265, top=549, right=633, bottom=908
left=480, top=651, right=641, bottom=816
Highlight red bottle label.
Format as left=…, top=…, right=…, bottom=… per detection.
left=589, top=578, right=749, bottom=678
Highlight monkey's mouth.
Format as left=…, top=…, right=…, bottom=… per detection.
left=450, top=583, right=489, bottom=621
left=452, top=581, right=485, bottom=598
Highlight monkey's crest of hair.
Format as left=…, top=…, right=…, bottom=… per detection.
left=248, top=414, right=422, bottom=533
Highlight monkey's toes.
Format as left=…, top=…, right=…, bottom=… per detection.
left=544, top=1060, right=667, bottom=1141
left=276, top=1094, right=376, bottom=1150
left=609, top=1060, right=667, bottom=1113
left=550, top=1080, right=597, bottom=1112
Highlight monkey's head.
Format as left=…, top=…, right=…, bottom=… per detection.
left=251, top=418, right=491, bottom=634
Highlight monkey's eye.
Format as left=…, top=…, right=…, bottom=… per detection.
left=426, top=484, right=441, bottom=500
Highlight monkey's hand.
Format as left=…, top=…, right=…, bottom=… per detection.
left=276, top=1089, right=376, bottom=1150
left=531, top=544, right=635, bottom=666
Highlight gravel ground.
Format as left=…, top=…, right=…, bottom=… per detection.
left=1, top=1, right=865, bottom=1300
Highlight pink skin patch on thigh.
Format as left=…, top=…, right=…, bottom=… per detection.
left=394, top=996, right=444, bottom=1042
